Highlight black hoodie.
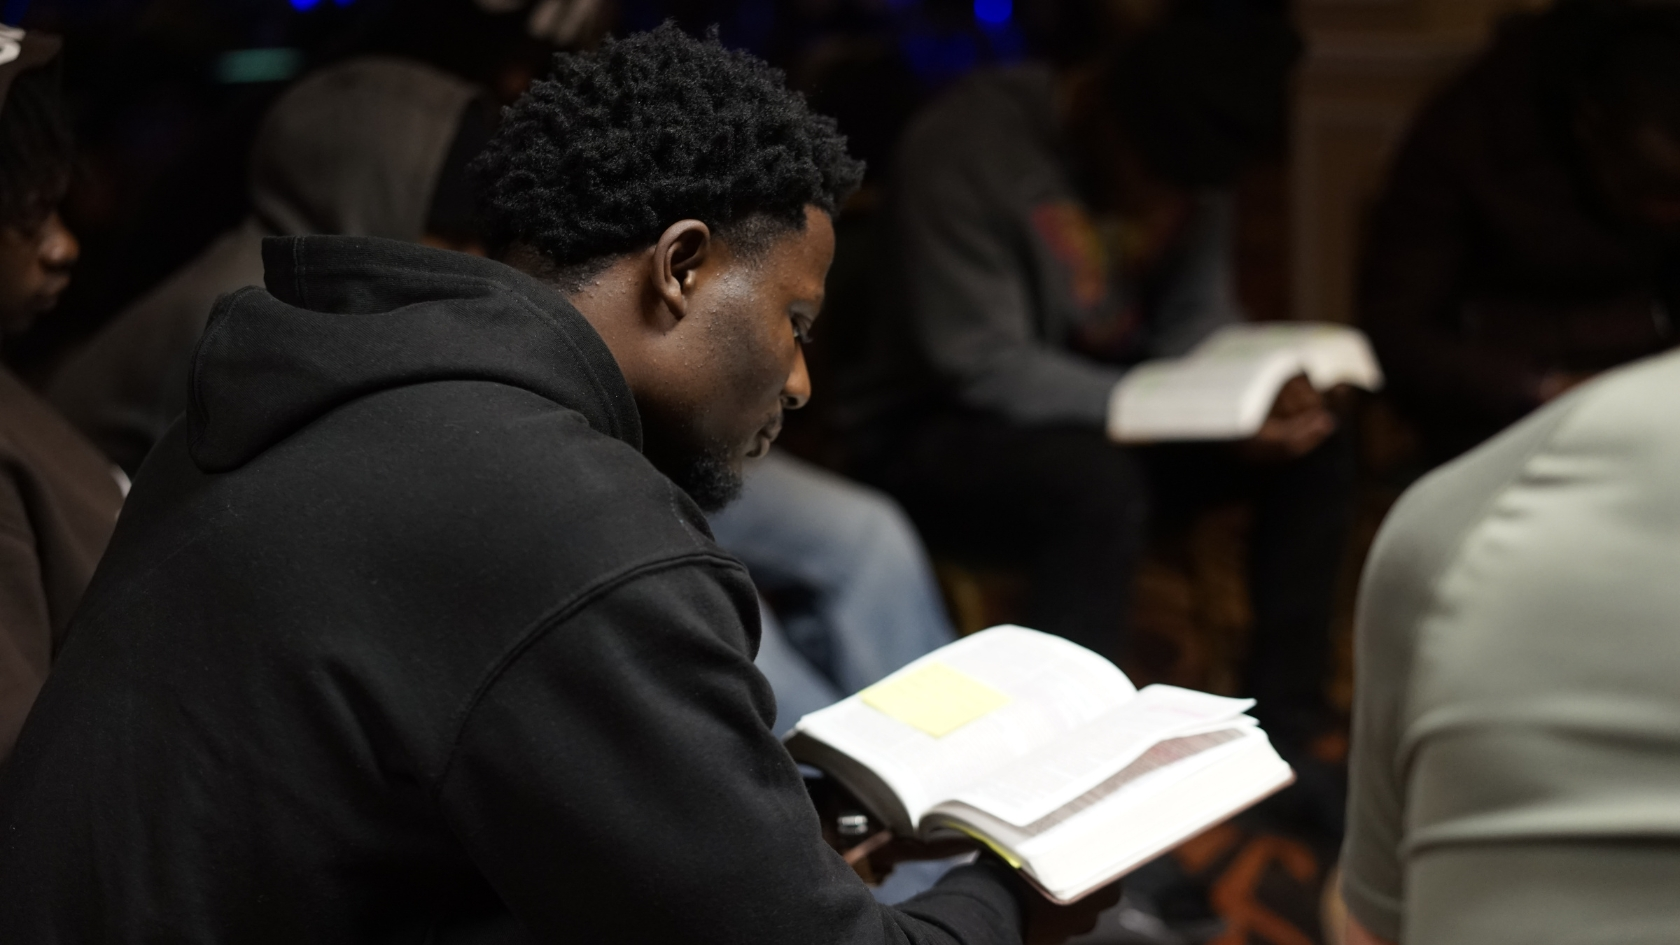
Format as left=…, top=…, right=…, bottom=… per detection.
left=0, top=237, right=1021, bottom=944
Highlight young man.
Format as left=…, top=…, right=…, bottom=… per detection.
left=0, top=26, right=1109, bottom=943
left=48, top=50, right=956, bottom=753
left=853, top=11, right=1352, bottom=777
left=1362, top=0, right=1680, bottom=462
left=0, top=25, right=123, bottom=764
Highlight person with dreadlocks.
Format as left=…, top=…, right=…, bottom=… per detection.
left=0, top=25, right=122, bottom=766
left=0, top=24, right=1111, bottom=943
left=1361, top=0, right=1680, bottom=464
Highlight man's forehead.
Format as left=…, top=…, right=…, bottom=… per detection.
left=761, top=210, right=834, bottom=276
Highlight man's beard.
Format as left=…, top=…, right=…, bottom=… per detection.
left=663, top=439, right=744, bottom=513
left=638, top=423, right=745, bottom=511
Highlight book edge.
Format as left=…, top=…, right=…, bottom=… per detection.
left=1026, top=763, right=1297, bottom=905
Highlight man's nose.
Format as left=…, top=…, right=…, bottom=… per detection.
left=781, top=345, right=811, bottom=411
left=39, top=213, right=79, bottom=272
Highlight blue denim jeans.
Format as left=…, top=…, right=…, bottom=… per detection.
left=709, top=450, right=956, bottom=735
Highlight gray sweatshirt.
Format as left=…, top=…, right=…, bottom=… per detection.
left=47, top=57, right=480, bottom=473
left=891, top=65, right=1242, bottom=427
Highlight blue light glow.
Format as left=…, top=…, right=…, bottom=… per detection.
left=290, top=0, right=322, bottom=10
left=973, top=0, right=1010, bottom=26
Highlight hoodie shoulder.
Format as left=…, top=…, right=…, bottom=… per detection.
left=189, top=238, right=641, bottom=473
left=372, top=378, right=720, bottom=560
left=174, top=235, right=701, bottom=600
left=196, top=374, right=729, bottom=623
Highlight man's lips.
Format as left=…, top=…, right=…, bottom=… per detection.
left=748, top=417, right=783, bottom=458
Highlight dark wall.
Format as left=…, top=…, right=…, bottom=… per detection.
left=3, top=0, right=1288, bottom=381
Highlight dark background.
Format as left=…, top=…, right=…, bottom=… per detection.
left=0, top=0, right=1289, bottom=382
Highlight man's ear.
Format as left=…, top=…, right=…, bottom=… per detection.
left=650, top=219, right=712, bottom=327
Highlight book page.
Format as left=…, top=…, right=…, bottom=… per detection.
left=860, top=663, right=1013, bottom=738
left=929, top=726, right=1257, bottom=846
left=923, top=726, right=1292, bottom=902
left=946, top=686, right=1255, bottom=827
left=1299, top=329, right=1384, bottom=391
left=1111, top=322, right=1386, bottom=442
left=1007, top=727, right=1252, bottom=837
left=1109, top=350, right=1302, bottom=442
left=1011, top=730, right=1291, bottom=901
left=1192, top=322, right=1383, bottom=392
left=790, top=626, right=1135, bottom=824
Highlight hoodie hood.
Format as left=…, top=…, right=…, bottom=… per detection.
left=187, top=236, right=640, bottom=473
left=249, top=57, right=479, bottom=240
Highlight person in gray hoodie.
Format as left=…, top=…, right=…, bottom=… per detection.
left=47, top=56, right=494, bottom=475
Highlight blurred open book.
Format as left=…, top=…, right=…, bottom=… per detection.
left=1108, top=322, right=1383, bottom=443
left=785, top=626, right=1294, bottom=904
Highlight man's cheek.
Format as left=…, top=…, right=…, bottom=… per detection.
left=735, top=345, right=789, bottom=414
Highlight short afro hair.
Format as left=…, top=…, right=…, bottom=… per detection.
left=471, top=23, right=864, bottom=285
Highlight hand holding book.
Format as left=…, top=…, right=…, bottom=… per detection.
left=1238, top=374, right=1339, bottom=462
left=1106, top=322, right=1382, bottom=445
left=787, top=627, right=1294, bottom=905
left=812, top=772, right=1122, bottom=943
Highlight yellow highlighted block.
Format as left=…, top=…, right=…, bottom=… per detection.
left=860, top=663, right=1012, bottom=738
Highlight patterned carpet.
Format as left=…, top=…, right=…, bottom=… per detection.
left=1174, top=822, right=1330, bottom=945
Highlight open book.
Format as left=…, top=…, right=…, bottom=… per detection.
left=1108, top=322, right=1383, bottom=443
left=785, top=626, right=1293, bottom=904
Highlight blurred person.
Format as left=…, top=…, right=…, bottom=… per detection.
left=0, top=26, right=1115, bottom=943
left=1339, top=349, right=1680, bottom=945
left=47, top=55, right=496, bottom=475
left=852, top=9, right=1354, bottom=783
left=370, top=0, right=614, bottom=100
left=1362, top=0, right=1680, bottom=462
left=0, top=26, right=123, bottom=765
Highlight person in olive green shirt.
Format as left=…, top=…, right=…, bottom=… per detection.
left=1341, top=345, right=1680, bottom=944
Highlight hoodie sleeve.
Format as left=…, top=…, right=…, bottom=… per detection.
left=435, top=555, right=1023, bottom=945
